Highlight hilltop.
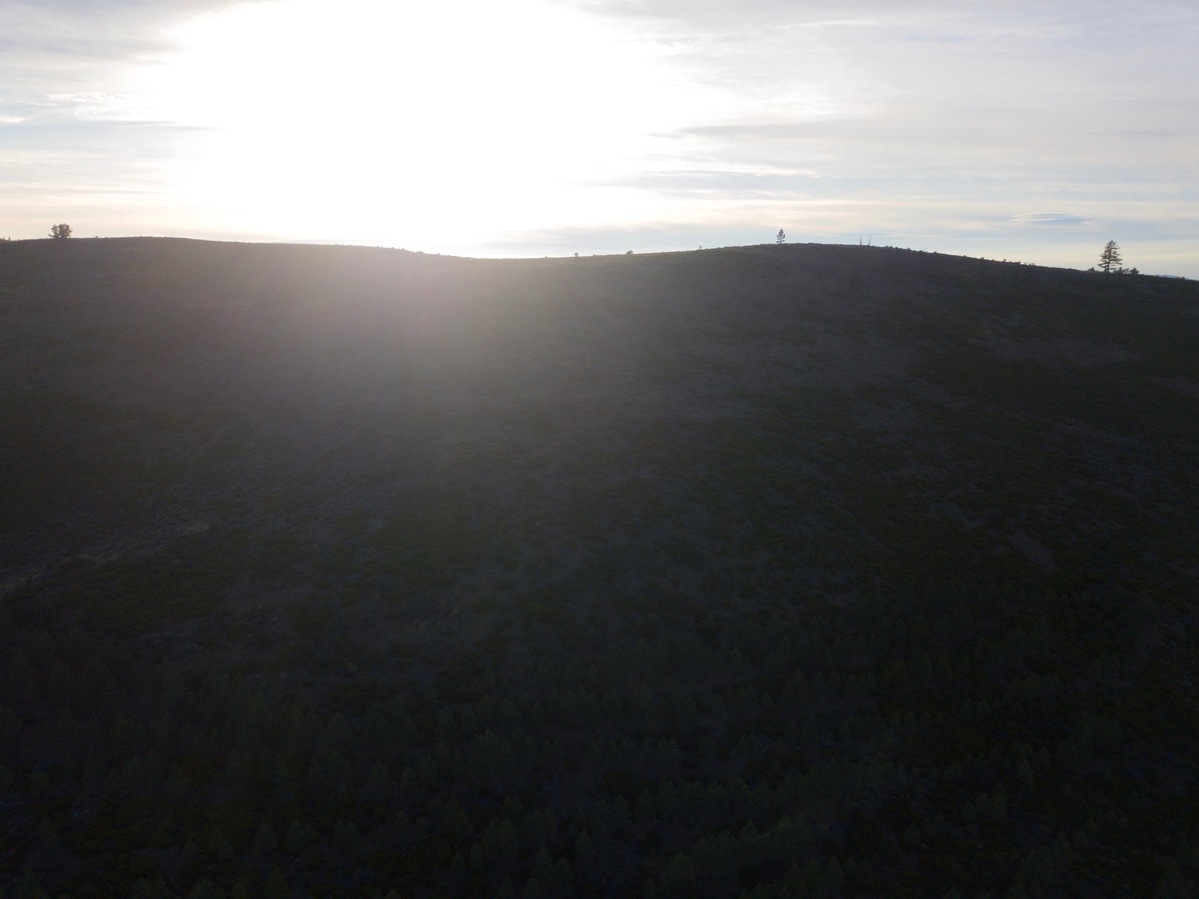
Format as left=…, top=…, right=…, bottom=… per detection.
left=4, top=238, right=1196, bottom=619
left=2, top=237, right=1197, bottom=896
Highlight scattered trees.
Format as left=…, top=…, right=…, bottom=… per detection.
left=49, top=223, right=72, bottom=240
left=4, top=574, right=1192, bottom=896
left=1098, top=240, right=1121, bottom=274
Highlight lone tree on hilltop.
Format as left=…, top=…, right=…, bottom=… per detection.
left=49, top=223, right=72, bottom=239
left=1099, top=240, right=1122, bottom=274
left=776, top=229, right=786, bottom=244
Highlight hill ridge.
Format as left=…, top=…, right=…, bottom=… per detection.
left=3, top=236, right=1199, bottom=895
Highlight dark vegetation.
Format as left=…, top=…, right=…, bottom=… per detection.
left=2, top=237, right=1197, bottom=897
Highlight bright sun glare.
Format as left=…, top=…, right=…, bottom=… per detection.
left=149, top=0, right=700, bottom=251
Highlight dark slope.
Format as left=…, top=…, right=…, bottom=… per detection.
left=2, top=237, right=1198, bottom=896
left=4, top=238, right=1196, bottom=612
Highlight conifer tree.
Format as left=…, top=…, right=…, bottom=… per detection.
left=1099, top=240, right=1122, bottom=274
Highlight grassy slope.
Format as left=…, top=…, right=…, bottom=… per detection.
left=1, top=237, right=1198, bottom=895
left=4, top=238, right=1196, bottom=631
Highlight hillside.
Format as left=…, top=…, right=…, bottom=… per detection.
left=2, top=237, right=1198, bottom=896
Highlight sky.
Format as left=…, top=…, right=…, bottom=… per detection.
left=2, top=0, right=1197, bottom=276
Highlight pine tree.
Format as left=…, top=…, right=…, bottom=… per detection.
left=776, top=229, right=786, bottom=244
left=264, top=868, right=289, bottom=899
left=251, top=822, right=278, bottom=858
left=1099, top=240, right=1122, bottom=274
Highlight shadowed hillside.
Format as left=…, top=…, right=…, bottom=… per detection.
left=2, top=237, right=1197, bottom=896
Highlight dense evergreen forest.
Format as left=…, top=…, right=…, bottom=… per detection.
left=2, top=238, right=1197, bottom=896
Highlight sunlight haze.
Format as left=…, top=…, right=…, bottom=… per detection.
left=154, top=0, right=700, bottom=247
left=1, top=0, right=1196, bottom=275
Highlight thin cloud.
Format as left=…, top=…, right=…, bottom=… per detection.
left=1008, top=214, right=1092, bottom=227
left=0, top=0, right=237, bottom=133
